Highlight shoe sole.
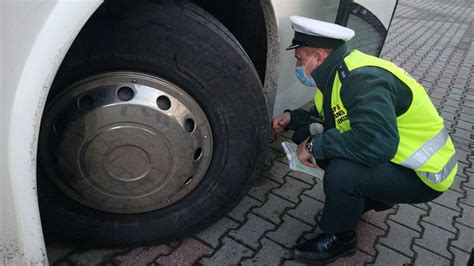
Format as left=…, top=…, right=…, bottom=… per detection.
left=291, top=247, right=357, bottom=265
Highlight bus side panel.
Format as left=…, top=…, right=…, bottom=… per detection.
left=271, top=0, right=340, bottom=116
left=1, top=1, right=101, bottom=264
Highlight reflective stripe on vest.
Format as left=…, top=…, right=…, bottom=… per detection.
left=315, top=89, right=324, bottom=120
left=419, top=155, right=457, bottom=183
left=400, top=129, right=448, bottom=169
left=314, top=49, right=457, bottom=192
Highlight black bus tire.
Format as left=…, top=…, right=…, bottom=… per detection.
left=38, top=0, right=268, bottom=246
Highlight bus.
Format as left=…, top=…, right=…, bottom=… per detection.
left=0, top=0, right=397, bottom=264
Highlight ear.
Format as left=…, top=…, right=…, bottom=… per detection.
left=313, top=48, right=326, bottom=62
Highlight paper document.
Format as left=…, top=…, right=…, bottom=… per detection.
left=281, top=141, right=324, bottom=180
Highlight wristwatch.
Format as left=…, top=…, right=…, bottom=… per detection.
left=305, top=137, right=314, bottom=153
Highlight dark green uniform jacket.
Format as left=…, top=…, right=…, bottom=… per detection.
left=286, top=43, right=413, bottom=166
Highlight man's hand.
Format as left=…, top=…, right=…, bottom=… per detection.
left=272, top=112, right=291, bottom=134
left=297, top=137, right=317, bottom=168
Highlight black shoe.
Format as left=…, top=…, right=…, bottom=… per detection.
left=291, top=233, right=357, bottom=265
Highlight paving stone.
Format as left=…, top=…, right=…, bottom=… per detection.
left=46, top=243, right=73, bottom=264
left=450, top=87, right=465, bottom=95
left=262, top=160, right=289, bottom=184
left=463, top=174, right=474, bottom=190
left=423, top=202, right=459, bottom=233
left=303, top=180, right=325, bottom=202
left=457, top=164, right=471, bottom=179
left=272, top=176, right=311, bottom=204
left=413, top=244, right=451, bottom=264
left=446, top=93, right=464, bottom=102
left=373, top=244, right=411, bottom=265
left=432, top=188, right=463, bottom=211
left=455, top=149, right=472, bottom=165
left=460, top=187, right=474, bottom=207
left=452, top=136, right=472, bottom=149
left=411, top=202, right=430, bottom=211
left=414, top=221, right=455, bottom=259
left=449, top=130, right=474, bottom=144
left=460, top=105, right=474, bottom=115
left=68, top=248, right=126, bottom=266
left=112, top=246, right=171, bottom=266
left=288, top=170, right=318, bottom=185
left=253, top=193, right=296, bottom=224
left=227, top=195, right=261, bottom=223
left=241, top=238, right=290, bottom=266
left=379, top=221, right=419, bottom=257
left=229, top=213, right=276, bottom=249
left=356, top=221, right=386, bottom=257
left=196, top=217, right=239, bottom=248
left=199, top=237, right=253, bottom=266
left=268, top=134, right=291, bottom=153
left=248, top=175, right=279, bottom=202
left=155, top=238, right=213, bottom=265
left=445, top=99, right=461, bottom=108
left=389, top=204, right=425, bottom=232
left=456, top=120, right=474, bottom=132
left=360, top=207, right=396, bottom=231
left=287, top=194, right=324, bottom=226
left=456, top=203, right=474, bottom=228
left=267, top=215, right=312, bottom=248
left=457, top=112, right=474, bottom=123
left=264, top=149, right=280, bottom=170
left=441, top=111, right=457, bottom=123
left=444, top=119, right=455, bottom=130
left=464, top=94, right=474, bottom=102
left=451, top=128, right=474, bottom=141
left=328, top=250, right=373, bottom=265
left=449, top=173, right=464, bottom=193
left=465, top=159, right=474, bottom=174
left=458, top=161, right=471, bottom=174
left=451, top=223, right=474, bottom=253
left=450, top=246, right=471, bottom=266
left=275, top=153, right=289, bottom=165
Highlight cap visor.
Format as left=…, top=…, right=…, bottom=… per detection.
left=286, top=43, right=301, bottom=50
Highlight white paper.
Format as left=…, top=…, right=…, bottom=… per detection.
left=281, top=141, right=324, bottom=180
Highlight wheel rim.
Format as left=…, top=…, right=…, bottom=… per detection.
left=39, top=72, right=213, bottom=213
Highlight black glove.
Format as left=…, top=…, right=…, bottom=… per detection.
left=292, top=125, right=311, bottom=144
left=291, top=123, right=324, bottom=144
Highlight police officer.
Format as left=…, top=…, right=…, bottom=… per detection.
left=272, top=16, right=457, bottom=264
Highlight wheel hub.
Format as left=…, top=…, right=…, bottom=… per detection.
left=39, top=72, right=213, bottom=213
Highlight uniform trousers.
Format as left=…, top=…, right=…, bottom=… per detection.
left=316, top=158, right=443, bottom=234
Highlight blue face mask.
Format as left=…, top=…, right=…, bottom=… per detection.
left=295, top=54, right=316, bottom=87
left=295, top=66, right=316, bottom=87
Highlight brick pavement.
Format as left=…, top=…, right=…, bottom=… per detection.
left=47, top=0, right=474, bottom=264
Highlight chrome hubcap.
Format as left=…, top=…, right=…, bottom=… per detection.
left=39, top=72, right=213, bottom=213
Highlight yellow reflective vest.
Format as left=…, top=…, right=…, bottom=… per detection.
left=314, top=50, right=457, bottom=192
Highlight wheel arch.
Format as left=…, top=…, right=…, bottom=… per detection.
left=3, top=1, right=102, bottom=264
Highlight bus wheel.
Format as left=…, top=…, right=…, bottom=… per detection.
left=38, top=0, right=268, bottom=246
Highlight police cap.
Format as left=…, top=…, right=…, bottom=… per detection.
left=286, top=16, right=355, bottom=50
